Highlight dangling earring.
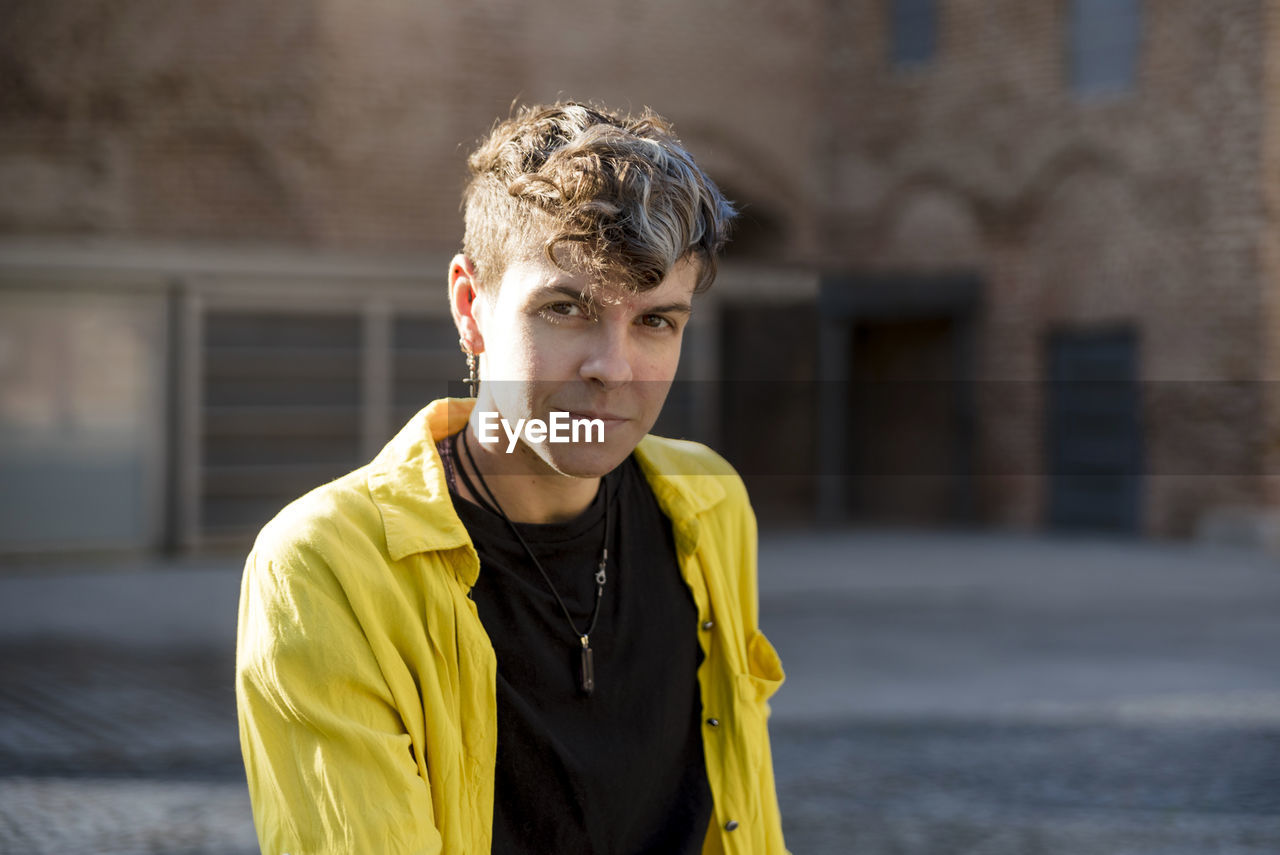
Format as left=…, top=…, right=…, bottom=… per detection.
left=459, top=338, right=478, bottom=397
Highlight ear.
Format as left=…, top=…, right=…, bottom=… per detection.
left=448, top=254, right=485, bottom=354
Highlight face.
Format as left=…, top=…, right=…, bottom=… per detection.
left=464, top=252, right=698, bottom=478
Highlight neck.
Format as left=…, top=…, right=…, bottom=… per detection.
left=460, top=415, right=599, bottom=524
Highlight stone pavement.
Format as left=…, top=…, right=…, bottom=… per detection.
left=759, top=530, right=1280, bottom=854
left=0, top=531, right=1278, bottom=854
left=758, top=530, right=1280, bottom=725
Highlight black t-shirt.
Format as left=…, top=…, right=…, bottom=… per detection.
left=438, top=434, right=713, bottom=854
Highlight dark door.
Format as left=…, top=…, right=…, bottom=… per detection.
left=847, top=317, right=961, bottom=524
left=718, top=303, right=818, bottom=522
left=1046, top=328, right=1142, bottom=532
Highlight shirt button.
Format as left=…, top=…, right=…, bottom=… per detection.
left=706, top=717, right=720, bottom=727
left=724, top=820, right=739, bottom=831
left=701, top=619, right=714, bottom=631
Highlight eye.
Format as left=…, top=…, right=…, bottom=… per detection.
left=540, top=301, right=588, bottom=321
left=639, top=313, right=674, bottom=330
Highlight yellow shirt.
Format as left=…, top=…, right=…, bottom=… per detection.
left=236, top=398, right=788, bottom=854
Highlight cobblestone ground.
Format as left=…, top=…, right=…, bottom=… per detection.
left=6, top=530, right=1280, bottom=855
left=2, top=643, right=1279, bottom=855
left=0, top=777, right=256, bottom=855
left=774, top=718, right=1280, bottom=854
left=0, top=643, right=254, bottom=855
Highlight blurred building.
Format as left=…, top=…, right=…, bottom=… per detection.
left=816, top=0, right=1279, bottom=538
left=1, top=0, right=1277, bottom=557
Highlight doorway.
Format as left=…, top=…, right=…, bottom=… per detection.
left=817, top=273, right=979, bottom=525
left=1046, top=328, right=1143, bottom=532
left=847, top=316, right=961, bottom=523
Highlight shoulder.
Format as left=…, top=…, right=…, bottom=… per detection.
left=240, top=465, right=412, bottom=659
left=250, top=466, right=383, bottom=571
left=634, top=434, right=752, bottom=522
left=635, top=434, right=741, bottom=480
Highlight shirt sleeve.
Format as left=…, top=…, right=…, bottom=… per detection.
left=236, top=545, right=442, bottom=855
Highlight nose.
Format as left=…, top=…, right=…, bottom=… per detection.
left=579, top=322, right=633, bottom=389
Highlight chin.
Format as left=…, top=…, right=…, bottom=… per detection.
left=538, top=438, right=636, bottom=479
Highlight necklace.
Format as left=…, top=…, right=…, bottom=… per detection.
left=457, top=428, right=612, bottom=696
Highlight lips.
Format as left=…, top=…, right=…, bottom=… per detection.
left=564, top=410, right=628, bottom=425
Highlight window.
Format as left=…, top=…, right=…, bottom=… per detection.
left=890, top=0, right=937, bottom=68
left=1069, top=0, right=1141, bottom=95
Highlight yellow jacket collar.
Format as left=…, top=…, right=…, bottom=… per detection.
left=367, top=398, right=728, bottom=565
left=367, top=398, right=474, bottom=563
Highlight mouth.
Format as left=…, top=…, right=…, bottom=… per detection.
left=564, top=410, right=629, bottom=427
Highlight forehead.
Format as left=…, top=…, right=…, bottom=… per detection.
left=501, top=251, right=699, bottom=306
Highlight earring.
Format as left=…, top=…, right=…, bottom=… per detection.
left=459, top=338, right=478, bottom=397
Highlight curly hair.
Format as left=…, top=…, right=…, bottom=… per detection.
left=462, top=101, right=736, bottom=294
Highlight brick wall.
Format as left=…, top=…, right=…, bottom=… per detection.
left=0, top=0, right=826, bottom=256
left=2, top=0, right=1275, bottom=537
left=823, top=0, right=1272, bottom=535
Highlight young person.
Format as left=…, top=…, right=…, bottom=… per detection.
left=236, top=101, right=788, bottom=854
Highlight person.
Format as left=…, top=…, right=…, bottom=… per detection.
left=236, top=101, right=789, bottom=854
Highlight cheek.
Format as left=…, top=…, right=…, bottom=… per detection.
left=526, top=323, right=592, bottom=377
left=636, top=337, right=684, bottom=382
left=486, top=318, right=541, bottom=379
left=633, top=347, right=681, bottom=412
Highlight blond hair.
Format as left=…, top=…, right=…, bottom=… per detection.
left=462, top=101, right=735, bottom=294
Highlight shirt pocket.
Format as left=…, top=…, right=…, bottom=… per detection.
left=734, top=628, right=785, bottom=706
left=732, top=628, right=785, bottom=781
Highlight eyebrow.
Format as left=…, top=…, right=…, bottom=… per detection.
left=540, top=284, right=593, bottom=302
left=537, top=284, right=694, bottom=316
left=642, top=301, right=694, bottom=316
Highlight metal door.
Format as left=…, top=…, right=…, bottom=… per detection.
left=1046, top=328, right=1142, bottom=532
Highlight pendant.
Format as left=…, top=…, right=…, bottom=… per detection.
left=580, top=635, right=595, bottom=695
